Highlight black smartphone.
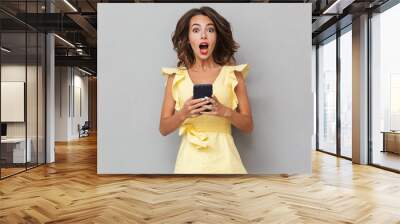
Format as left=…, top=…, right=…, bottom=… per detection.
left=193, top=84, right=213, bottom=112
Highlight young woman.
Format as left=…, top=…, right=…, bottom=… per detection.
left=159, top=6, right=253, bottom=174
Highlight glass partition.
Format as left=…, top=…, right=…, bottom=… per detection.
left=0, top=1, right=46, bottom=179
left=1, top=31, right=28, bottom=177
left=38, top=32, right=45, bottom=165
left=27, top=31, right=38, bottom=169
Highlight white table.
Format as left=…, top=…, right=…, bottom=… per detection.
left=1, top=138, right=32, bottom=163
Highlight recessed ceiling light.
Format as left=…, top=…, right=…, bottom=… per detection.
left=322, top=0, right=354, bottom=14
left=54, top=34, right=75, bottom=48
left=63, top=0, right=78, bottom=12
left=1, top=47, right=11, bottom=53
left=78, top=67, right=93, bottom=76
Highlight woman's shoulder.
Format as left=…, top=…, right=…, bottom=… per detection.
left=224, top=63, right=250, bottom=79
left=160, top=66, right=187, bottom=77
left=224, top=63, right=249, bottom=70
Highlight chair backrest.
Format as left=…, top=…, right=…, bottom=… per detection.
left=82, top=121, right=90, bottom=129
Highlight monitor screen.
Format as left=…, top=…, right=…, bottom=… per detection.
left=1, top=123, right=7, bottom=137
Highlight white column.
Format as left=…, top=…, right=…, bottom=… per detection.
left=352, top=14, right=369, bottom=164
left=45, top=0, right=56, bottom=163
left=46, top=33, right=55, bottom=163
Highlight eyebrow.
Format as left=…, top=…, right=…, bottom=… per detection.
left=191, top=23, right=215, bottom=27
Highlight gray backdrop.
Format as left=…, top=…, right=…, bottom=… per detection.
left=97, top=3, right=313, bottom=174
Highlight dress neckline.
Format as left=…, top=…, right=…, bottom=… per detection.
left=185, top=65, right=225, bottom=86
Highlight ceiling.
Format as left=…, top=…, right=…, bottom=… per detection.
left=0, top=0, right=393, bottom=75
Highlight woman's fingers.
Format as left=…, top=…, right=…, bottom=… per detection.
left=202, top=104, right=214, bottom=111
left=200, top=110, right=218, bottom=115
left=208, top=99, right=217, bottom=106
left=191, top=99, right=210, bottom=109
left=189, top=98, right=206, bottom=105
left=191, top=105, right=208, bottom=114
left=184, top=96, right=221, bottom=118
left=212, top=96, right=220, bottom=104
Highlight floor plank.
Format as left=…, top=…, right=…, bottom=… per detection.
left=1, top=134, right=400, bottom=223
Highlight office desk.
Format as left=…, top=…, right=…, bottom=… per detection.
left=381, top=131, right=400, bottom=154
left=1, top=138, right=32, bottom=163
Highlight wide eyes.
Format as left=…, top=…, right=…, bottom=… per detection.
left=192, top=27, right=215, bottom=33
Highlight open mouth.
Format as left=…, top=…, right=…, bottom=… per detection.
left=199, top=43, right=209, bottom=55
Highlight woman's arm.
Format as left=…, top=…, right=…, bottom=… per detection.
left=159, top=75, right=209, bottom=136
left=226, top=71, right=253, bottom=133
left=159, top=75, right=185, bottom=136
left=201, top=71, right=253, bottom=133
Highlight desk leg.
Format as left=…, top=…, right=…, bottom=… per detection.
left=381, top=133, right=386, bottom=153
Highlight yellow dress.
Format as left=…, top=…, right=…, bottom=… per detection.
left=161, top=64, right=249, bottom=174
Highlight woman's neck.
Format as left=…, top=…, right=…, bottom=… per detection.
left=191, top=58, right=219, bottom=71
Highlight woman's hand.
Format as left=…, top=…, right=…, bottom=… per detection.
left=179, top=97, right=210, bottom=120
left=200, top=95, right=233, bottom=118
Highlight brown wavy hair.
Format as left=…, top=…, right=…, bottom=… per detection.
left=172, top=6, right=239, bottom=68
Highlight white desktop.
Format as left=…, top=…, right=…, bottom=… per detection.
left=1, top=123, right=32, bottom=163
left=1, top=138, right=32, bottom=163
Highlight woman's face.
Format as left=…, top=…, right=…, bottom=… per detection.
left=188, top=14, right=217, bottom=62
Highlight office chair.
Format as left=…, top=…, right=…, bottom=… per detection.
left=79, top=121, right=90, bottom=138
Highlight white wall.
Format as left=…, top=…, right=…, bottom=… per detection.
left=55, top=67, right=69, bottom=141
left=1, top=82, right=24, bottom=122
left=312, top=45, right=317, bottom=150
left=55, top=67, right=89, bottom=141
left=1, top=65, right=38, bottom=138
left=1, top=66, right=26, bottom=129
left=98, top=3, right=313, bottom=174
left=72, top=72, right=89, bottom=138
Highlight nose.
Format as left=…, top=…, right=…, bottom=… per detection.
left=201, top=30, right=207, bottom=39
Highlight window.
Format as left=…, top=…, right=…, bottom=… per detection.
left=318, top=36, right=337, bottom=154
left=340, top=28, right=352, bottom=158
left=371, top=2, right=400, bottom=171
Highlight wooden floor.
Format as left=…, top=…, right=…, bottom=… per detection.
left=373, top=150, right=400, bottom=171
left=0, top=167, right=26, bottom=178
left=1, top=134, right=400, bottom=223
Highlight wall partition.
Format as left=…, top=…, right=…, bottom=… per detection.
left=0, top=1, right=46, bottom=179
left=98, top=3, right=313, bottom=174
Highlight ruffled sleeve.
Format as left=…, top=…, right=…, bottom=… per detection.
left=226, top=64, right=250, bottom=111
left=160, top=67, right=185, bottom=111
